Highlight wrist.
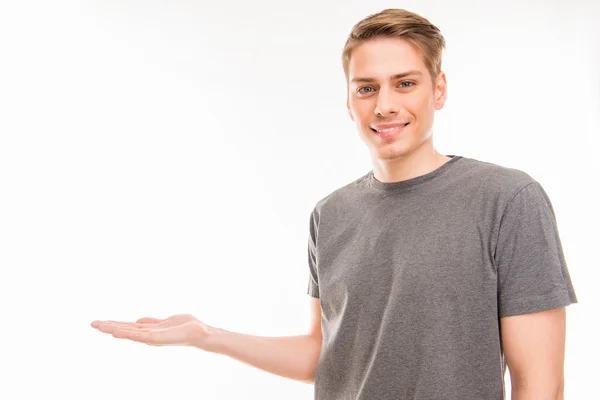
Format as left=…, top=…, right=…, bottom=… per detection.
left=195, top=324, right=224, bottom=353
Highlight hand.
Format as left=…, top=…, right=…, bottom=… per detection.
left=91, top=313, right=213, bottom=349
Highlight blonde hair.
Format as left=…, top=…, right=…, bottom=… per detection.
left=342, top=9, right=446, bottom=86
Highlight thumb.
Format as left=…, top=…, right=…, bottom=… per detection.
left=136, top=317, right=164, bottom=324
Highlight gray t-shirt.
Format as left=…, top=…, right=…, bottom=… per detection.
left=306, top=154, right=578, bottom=400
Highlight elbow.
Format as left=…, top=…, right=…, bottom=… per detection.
left=299, top=367, right=316, bottom=385
left=298, top=334, right=321, bottom=384
left=298, top=376, right=315, bottom=385
left=303, top=364, right=317, bottom=384
left=294, top=364, right=316, bottom=384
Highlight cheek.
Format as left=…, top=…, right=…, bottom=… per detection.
left=351, top=102, right=374, bottom=123
left=408, top=97, right=433, bottom=121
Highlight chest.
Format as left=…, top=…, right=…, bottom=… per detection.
left=315, top=199, right=498, bottom=320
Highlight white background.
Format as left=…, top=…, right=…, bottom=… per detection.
left=1, top=0, right=598, bottom=399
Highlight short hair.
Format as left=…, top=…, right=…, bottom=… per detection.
left=342, top=9, right=446, bottom=86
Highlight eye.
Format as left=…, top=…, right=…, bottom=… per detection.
left=398, top=81, right=414, bottom=88
left=357, top=86, right=375, bottom=94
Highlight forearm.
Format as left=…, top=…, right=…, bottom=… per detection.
left=200, top=327, right=322, bottom=383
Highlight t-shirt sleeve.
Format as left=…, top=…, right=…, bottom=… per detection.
left=494, top=180, right=578, bottom=318
left=307, top=209, right=320, bottom=298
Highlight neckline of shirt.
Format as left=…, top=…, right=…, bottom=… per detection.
left=367, top=154, right=464, bottom=193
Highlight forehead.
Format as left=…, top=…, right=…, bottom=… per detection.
left=348, top=37, right=427, bottom=81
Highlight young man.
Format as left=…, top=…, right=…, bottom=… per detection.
left=91, top=8, right=578, bottom=400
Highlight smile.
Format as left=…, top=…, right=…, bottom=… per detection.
left=371, top=123, right=409, bottom=138
left=372, top=123, right=409, bottom=133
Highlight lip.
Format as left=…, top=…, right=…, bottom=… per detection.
left=371, top=122, right=409, bottom=139
left=371, top=122, right=409, bottom=131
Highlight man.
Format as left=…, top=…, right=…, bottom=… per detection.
left=91, top=8, right=578, bottom=399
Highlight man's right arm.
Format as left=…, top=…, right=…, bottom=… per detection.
left=201, top=297, right=323, bottom=384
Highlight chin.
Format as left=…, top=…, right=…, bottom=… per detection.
left=372, top=142, right=418, bottom=161
left=373, top=144, right=411, bottom=161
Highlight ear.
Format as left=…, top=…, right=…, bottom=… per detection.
left=434, top=71, right=447, bottom=110
left=346, top=95, right=355, bottom=122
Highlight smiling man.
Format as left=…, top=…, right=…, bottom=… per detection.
left=91, top=8, right=578, bottom=400
left=305, top=8, right=578, bottom=400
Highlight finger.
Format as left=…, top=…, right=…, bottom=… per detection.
left=93, top=322, right=123, bottom=334
left=146, top=314, right=193, bottom=328
left=105, top=320, right=148, bottom=326
left=136, top=316, right=184, bottom=329
left=112, top=328, right=151, bottom=343
left=93, top=322, right=154, bottom=334
left=112, top=328, right=162, bottom=345
left=91, top=321, right=148, bottom=330
left=136, top=317, right=164, bottom=324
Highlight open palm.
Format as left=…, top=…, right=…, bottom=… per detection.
left=91, top=313, right=210, bottom=347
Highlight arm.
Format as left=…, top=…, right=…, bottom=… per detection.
left=500, top=306, right=567, bottom=400
left=91, top=297, right=323, bottom=384
left=205, top=297, right=323, bottom=383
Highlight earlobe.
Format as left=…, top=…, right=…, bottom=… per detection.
left=434, top=72, right=448, bottom=110
left=434, top=93, right=446, bottom=110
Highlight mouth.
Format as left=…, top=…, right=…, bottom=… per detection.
left=371, top=123, right=410, bottom=138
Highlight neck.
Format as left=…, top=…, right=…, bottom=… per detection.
left=372, top=142, right=451, bottom=184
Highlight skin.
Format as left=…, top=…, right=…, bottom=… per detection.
left=346, top=36, right=452, bottom=183
left=501, top=308, right=567, bottom=398
left=90, top=314, right=213, bottom=348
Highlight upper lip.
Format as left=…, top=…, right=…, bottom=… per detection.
left=371, top=122, right=409, bottom=131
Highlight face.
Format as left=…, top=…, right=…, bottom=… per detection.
left=346, top=37, right=447, bottom=161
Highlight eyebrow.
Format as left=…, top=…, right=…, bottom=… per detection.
left=350, top=70, right=423, bottom=84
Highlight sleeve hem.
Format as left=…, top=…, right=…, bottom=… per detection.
left=499, top=290, right=577, bottom=318
left=307, top=285, right=320, bottom=298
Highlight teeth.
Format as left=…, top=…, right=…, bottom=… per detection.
left=376, top=124, right=407, bottom=133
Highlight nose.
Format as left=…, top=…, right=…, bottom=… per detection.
left=374, top=86, right=399, bottom=117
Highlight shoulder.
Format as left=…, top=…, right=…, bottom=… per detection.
left=458, top=156, right=539, bottom=202
left=309, top=172, right=371, bottom=221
